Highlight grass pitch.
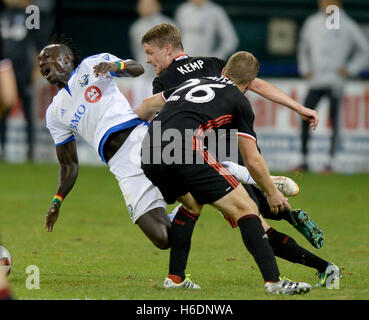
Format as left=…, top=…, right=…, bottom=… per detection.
left=0, top=162, right=368, bottom=300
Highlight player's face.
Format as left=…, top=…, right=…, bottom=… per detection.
left=143, top=42, right=172, bottom=75
left=38, top=45, right=71, bottom=88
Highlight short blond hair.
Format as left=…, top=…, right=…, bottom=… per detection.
left=224, top=51, right=259, bottom=86
left=141, top=23, right=183, bottom=50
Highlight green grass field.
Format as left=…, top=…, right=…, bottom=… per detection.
left=1, top=162, right=368, bottom=300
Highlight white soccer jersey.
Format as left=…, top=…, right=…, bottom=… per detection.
left=46, top=53, right=146, bottom=163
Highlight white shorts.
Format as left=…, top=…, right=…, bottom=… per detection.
left=107, top=123, right=167, bottom=223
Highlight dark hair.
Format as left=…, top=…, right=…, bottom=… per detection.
left=49, top=34, right=82, bottom=68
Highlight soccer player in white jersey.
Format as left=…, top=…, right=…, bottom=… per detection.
left=40, top=35, right=171, bottom=249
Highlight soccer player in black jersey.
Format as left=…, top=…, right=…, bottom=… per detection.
left=138, top=23, right=340, bottom=290
left=141, top=52, right=314, bottom=294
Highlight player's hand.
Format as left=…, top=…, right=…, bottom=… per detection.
left=93, top=62, right=117, bottom=77
left=266, top=189, right=291, bottom=214
left=45, top=203, right=60, bottom=232
left=298, top=105, right=319, bottom=130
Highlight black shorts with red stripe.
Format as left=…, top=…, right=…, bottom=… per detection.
left=141, top=150, right=240, bottom=205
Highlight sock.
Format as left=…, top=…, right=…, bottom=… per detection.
left=168, top=204, right=181, bottom=222
left=222, top=161, right=256, bottom=185
left=0, top=287, right=11, bottom=300
left=169, top=206, right=199, bottom=281
left=279, top=210, right=294, bottom=224
left=238, top=215, right=280, bottom=282
left=267, top=228, right=329, bottom=273
left=167, top=274, right=183, bottom=284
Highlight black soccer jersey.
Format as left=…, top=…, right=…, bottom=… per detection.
left=142, top=76, right=256, bottom=204
left=150, top=76, right=257, bottom=147
left=152, top=54, right=226, bottom=94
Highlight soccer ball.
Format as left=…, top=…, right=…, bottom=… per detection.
left=0, top=246, right=12, bottom=276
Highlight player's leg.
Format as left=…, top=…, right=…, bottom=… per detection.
left=251, top=185, right=324, bottom=248
left=260, top=216, right=328, bottom=273
left=300, top=88, right=324, bottom=170
left=17, top=82, right=34, bottom=161
left=108, top=124, right=171, bottom=249
left=0, top=109, right=10, bottom=159
left=164, top=193, right=202, bottom=289
left=211, top=184, right=311, bottom=294
left=135, top=207, right=171, bottom=249
left=327, top=88, right=342, bottom=170
left=211, top=184, right=281, bottom=283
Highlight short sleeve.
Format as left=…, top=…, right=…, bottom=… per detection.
left=82, top=53, right=124, bottom=77
left=233, top=93, right=257, bottom=142
left=161, top=85, right=180, bottom=102
left=153, top=77, right=165, bottom=94
left=46, top=106, right=75, bottom=146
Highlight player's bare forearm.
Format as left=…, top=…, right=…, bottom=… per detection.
left=238, top=136, right=291, bottom=213
left=119, top=59, right=144, bottom=77
left=249, top=78, right=319, bottom=129
left=135, top=93, right=165, bottom=121
left=45, top=141, right=79, bottom=232
left=238, top=139, right=275, bottom=196
left=55, top=140, right=79, bottom=198
left=249, top=78, right=300, bottom=112
left=93, top=60, right=144, bottom=78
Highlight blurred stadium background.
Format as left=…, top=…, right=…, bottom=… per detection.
left=1, top=0, right=369, bottom=173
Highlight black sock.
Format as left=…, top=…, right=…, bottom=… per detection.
left=238, top=215, right=280, bottom=282
left=267, top=228, right=329, bottom=273
left=280, top=210, right=293, bottom=224
left=169, top=206, right=199, bottom=281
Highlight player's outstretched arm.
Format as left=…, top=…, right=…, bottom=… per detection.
left=135, top=93, right=166, bottom=121
left=248, top=78, right=319, bottom=130
left=238, top=135, right=291, bottom=214
left=93, top=59, right=144, bottom=78
left=45, top=140, right=79, bottom=232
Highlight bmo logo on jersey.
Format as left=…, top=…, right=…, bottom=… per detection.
left=85, top=86, right=102, bottom=103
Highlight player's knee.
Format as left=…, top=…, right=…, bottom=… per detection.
left=152, top=231, right=171, bottom=250
left=182, top=203, right=202, bottom=215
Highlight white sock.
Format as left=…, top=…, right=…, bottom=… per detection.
left=222, top=161, right=256, bottom=185
left=168, top=204, right=181, bottom=222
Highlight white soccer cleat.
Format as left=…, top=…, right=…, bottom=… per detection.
left=265, top=278, right=311, bottom=295
left=271, top=176, right=299, bottom=197
left=164, top=276, right=201, bottom=289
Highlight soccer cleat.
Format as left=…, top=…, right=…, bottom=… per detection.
left=271, top=176, right=299, bottom=197
left=265, top=278, right=312, bottom=295
left=316, top=263, right=341, bottom=288
left=289, top=209, right=324, bottom=249
left=164, top=275, right=201, bottom=289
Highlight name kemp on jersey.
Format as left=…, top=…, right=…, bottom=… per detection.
left=176, top=59, right=204, bottom=75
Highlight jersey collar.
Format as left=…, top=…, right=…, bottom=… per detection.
left=173, top=54, right=189, bottom=61
left=64, top=68, right=77, bottom=97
